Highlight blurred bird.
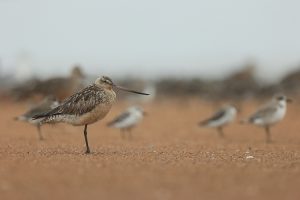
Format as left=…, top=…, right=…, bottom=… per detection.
left=11, top=65, right=86, bottom=101
left=107, top=106, right=145, bottom=139
left=32, top=76, right=149, bottom=154
left=15, top=95, right=59, bottom=140
left=33, top=65, right=86, bottom=100
left=198, top=105, right=237, bottom=137
left=241, top=95, right=292, bottom=143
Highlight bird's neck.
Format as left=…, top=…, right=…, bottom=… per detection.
left=105, top=88, right=116, bottom=103
left=278, top=101, right=286, bottom=109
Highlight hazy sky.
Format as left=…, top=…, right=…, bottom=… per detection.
left=1, top=0, right=300, bottom=81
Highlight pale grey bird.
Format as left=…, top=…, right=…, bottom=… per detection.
left=107, top=106, right=145, bottom=139
left=242, top=95, right=292, bottom=143
left=199, top=105, right=237, bottom=137
left=33, top=76, right=149, bottom=154
left=15, top=95, right=59, bottom=140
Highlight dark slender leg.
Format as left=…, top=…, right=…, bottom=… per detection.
left=120, top=129, right=125, bottom=140
left=127, top=128, right=133, bottom=140
left=217, top=127, right=224, bottom=138
left=84, top=125, right=90, bottom=154
left=265, top=126, right=271, bottom=143
left=37, top=125, right=44, bottom=140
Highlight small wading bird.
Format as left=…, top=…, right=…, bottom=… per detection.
left=107, top=106, right=145, bottom=139
left=241, top=95, right=291, bottom=143
left=33, top=76, right=149, bottom=154
left=15, top=95, right=59, bottom=140
left=198, top=105, right=237, bottom=137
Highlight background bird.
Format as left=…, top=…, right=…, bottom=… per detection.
left=107, top=106, right=145, bottom=139
left=198, top=105, right=237, bottom=137
left=241, top=95, right=292, bottom=143
left=15, top=95, right=59, bottom=140
left=11, top=66, right=86, bottom=101
left=32, top=76, right=149, bottom=154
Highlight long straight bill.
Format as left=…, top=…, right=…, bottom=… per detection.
left=114, top=85, right=150, bottom=95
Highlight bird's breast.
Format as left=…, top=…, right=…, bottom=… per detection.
left=76, top=89, right=116, bottom=125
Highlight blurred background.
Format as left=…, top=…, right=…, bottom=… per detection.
left=2, top=2, right=300, bottom=200
left=1, top=0, right=300, bottom=101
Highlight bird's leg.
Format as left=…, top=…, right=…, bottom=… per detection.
left=217, top=127, right=224, bottom=138
left=265, top=126, right=272, bottom=143
left=120, top=129, right=126, bottom=140
left=127, top=128, right=133, bottom=140
left=37, top=125, right=44, bottom=140
left=84, top=125, right=91, bottom=154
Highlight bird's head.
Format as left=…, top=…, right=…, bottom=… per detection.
left=275, top=95, right=292, bottom=103
left=274, top=95, right=292, bottom=108
left=95, top=76, right=150, bottom=95
left=95, top=76, right=114, bottom=90
left=129, top=106, right=147, bottom=116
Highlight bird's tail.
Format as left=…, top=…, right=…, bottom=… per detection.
left=239, top=118, right=249, bottom=124
left=32, top=113, right=50, bottom=120
left=198, top=120, right=209, bottom=127
left=106, top=121, right=114, bottom=127
left=14, top=116, right=25, bottom=121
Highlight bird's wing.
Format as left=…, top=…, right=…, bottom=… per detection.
left=23, top=105, right=53, bottom=118
left=33, top=85, right=104, bottom=119
left=20, top=99, right=54, bottom=118
left=107, top=111, right=131, bottom=127
left=199, top=108, right=226, bottom=126
left=249, top=105, right=277, bottom=122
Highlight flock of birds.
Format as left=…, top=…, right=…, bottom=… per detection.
left=15, top=76, right=291, bottom=154
left=199, top=95, right=291, bottom=143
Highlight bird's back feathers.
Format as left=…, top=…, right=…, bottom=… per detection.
left=107, top=111, right=131, bottom=127
left=33, top=84, right=112, bottom=122
left=199, top=109, right=226, bottom=126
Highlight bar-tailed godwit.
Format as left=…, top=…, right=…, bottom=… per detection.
left=33, top=76, right=149, bottom=153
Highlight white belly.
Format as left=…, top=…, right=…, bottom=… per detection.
left=113, top=114, right=142, bottom=129
left=254, top=106, right=286, bottom=126
left=207, top=109, right=236, bottom=128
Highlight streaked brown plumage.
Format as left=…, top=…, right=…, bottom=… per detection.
left=33, top=76, right=149, bottom=154
left=37, top=84, right=116, bottom=125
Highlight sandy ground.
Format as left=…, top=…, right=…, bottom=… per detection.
left=1, top=98, right=300, bottom=200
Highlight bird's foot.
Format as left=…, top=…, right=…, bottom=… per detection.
left=85, top=149, right=91, bottom=154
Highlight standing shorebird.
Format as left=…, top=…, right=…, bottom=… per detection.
left=107, top=106, right=145, bottom=139
left=15, top=96, right=59, bottom=140
left=241, top=95, right=291, bottom=143
left=198, top=105, right=237, bottom=137
left=32, top=76, right=149, bottom=154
